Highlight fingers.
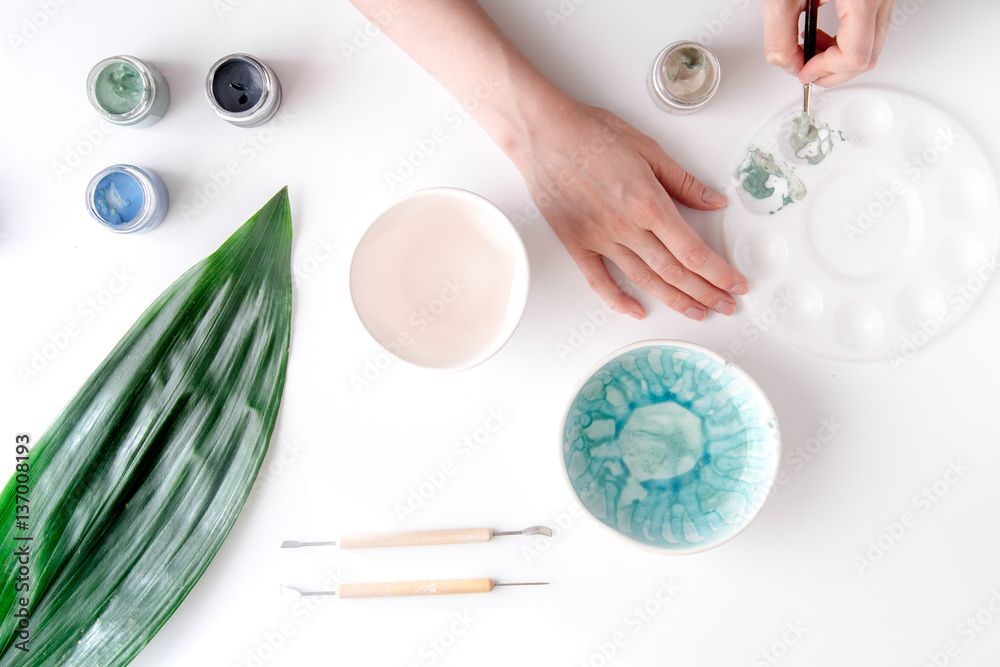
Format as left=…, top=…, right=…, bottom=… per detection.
left=800, top=4, right=877, bottom=84
left=800, top=0, right=894, bottom=86
left=766, top=0, right=892, bottom=86
left=608, top=247, right=709, bottom=321
left=641, top=148, right=750, bottom=298
left=574, top=252, right=647, bottom=320
left=643, top=207, right=748, bottom=297
left=763, top=0, right=806, bottom=75
left=631, top=231, right=739, bottom=316
left=644, top=147, right=729, bottom=212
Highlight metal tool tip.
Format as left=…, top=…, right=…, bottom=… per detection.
left=495, top=581, right=551, bottom=587
left=280, top=541, right=301, bottom=549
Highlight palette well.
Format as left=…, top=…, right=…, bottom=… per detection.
left=561, top=341, right=780, bottom=554
left=724, top=86, right=1000, bottom=362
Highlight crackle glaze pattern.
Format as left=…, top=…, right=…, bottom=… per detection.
left=562, top=343, right=780, bottom=553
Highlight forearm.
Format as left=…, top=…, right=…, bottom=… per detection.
left=347, top=0, right=570, bottom=166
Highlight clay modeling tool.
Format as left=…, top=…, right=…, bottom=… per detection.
left=280, top=525, right=553, bottom=549
left=789, top=0, right=831, bottom=162
left=280, top=579, right=549, bottom=599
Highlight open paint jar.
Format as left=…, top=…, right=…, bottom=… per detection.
left=561, top=340, right=781, bottom=554
left=85, top=164, right=169, bottom=234
left=205, top=53, right=282, bottom=127
left=86, top=55, right=170, bottom=127
left=647, top=41, right=721, bottom=114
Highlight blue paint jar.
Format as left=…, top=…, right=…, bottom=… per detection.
left=85, top=164, right=169, bottom=233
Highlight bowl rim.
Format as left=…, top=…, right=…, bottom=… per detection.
left=558, top=338, right=782, bottom=555
left=349, top=186, right=531, bottom=372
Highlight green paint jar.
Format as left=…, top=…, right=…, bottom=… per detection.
left=86, top=55, right=170, bottom=128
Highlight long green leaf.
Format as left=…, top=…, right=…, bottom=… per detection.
left=0, top=187, right=293, bottom=666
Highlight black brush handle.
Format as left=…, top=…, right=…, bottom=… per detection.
left=804, top=0, right=819, bottom=63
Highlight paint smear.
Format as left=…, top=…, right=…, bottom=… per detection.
left=736, top=148, right=807, bottom=214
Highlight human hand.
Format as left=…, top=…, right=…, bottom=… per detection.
left=764, top=0, right=895, bottom=87
left=510, top=99, right=748, bottom=321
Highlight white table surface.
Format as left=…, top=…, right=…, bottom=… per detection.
left=2, top=1, right=1000, bottom=665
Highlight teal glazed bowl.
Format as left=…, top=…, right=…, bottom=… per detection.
left=561, top=340, right=781, bottom=554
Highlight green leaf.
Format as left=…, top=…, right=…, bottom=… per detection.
left=0, top=187, right=293, bottom=666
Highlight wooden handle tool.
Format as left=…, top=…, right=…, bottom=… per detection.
left=281, top=525, right=552, bottom=550
left=280, top=579, right=548, bottom=599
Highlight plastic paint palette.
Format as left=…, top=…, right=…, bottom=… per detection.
left=724, top=86, right=1000, bottom=362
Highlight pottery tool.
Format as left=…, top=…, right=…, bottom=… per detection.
left=280, top=579, right=549, bottom=599
left=281, top=525, right=552, bottom=549
left=789, top=0, right=827, bottom=160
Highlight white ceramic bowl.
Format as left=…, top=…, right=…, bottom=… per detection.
left=561, top=340, right=781, bottom=554
left=349, top=188, right=530, bottom=371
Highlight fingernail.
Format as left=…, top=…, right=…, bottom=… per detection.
left=628, top=310, right=644, bottom=321
left=714, top=300, right=735, bottom=316
left=701, top=187, right=727, bottom=207
left=732, top=281, right=749, bottom=296
left=801, top=74, right=818, bottom=85
left=685, top=306, right=706, bottom=321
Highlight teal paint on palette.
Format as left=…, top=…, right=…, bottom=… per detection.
left=562, top=341, right=780, bottom=553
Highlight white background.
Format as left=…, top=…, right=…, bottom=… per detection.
left=2, top=1, right=999, bottom=665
